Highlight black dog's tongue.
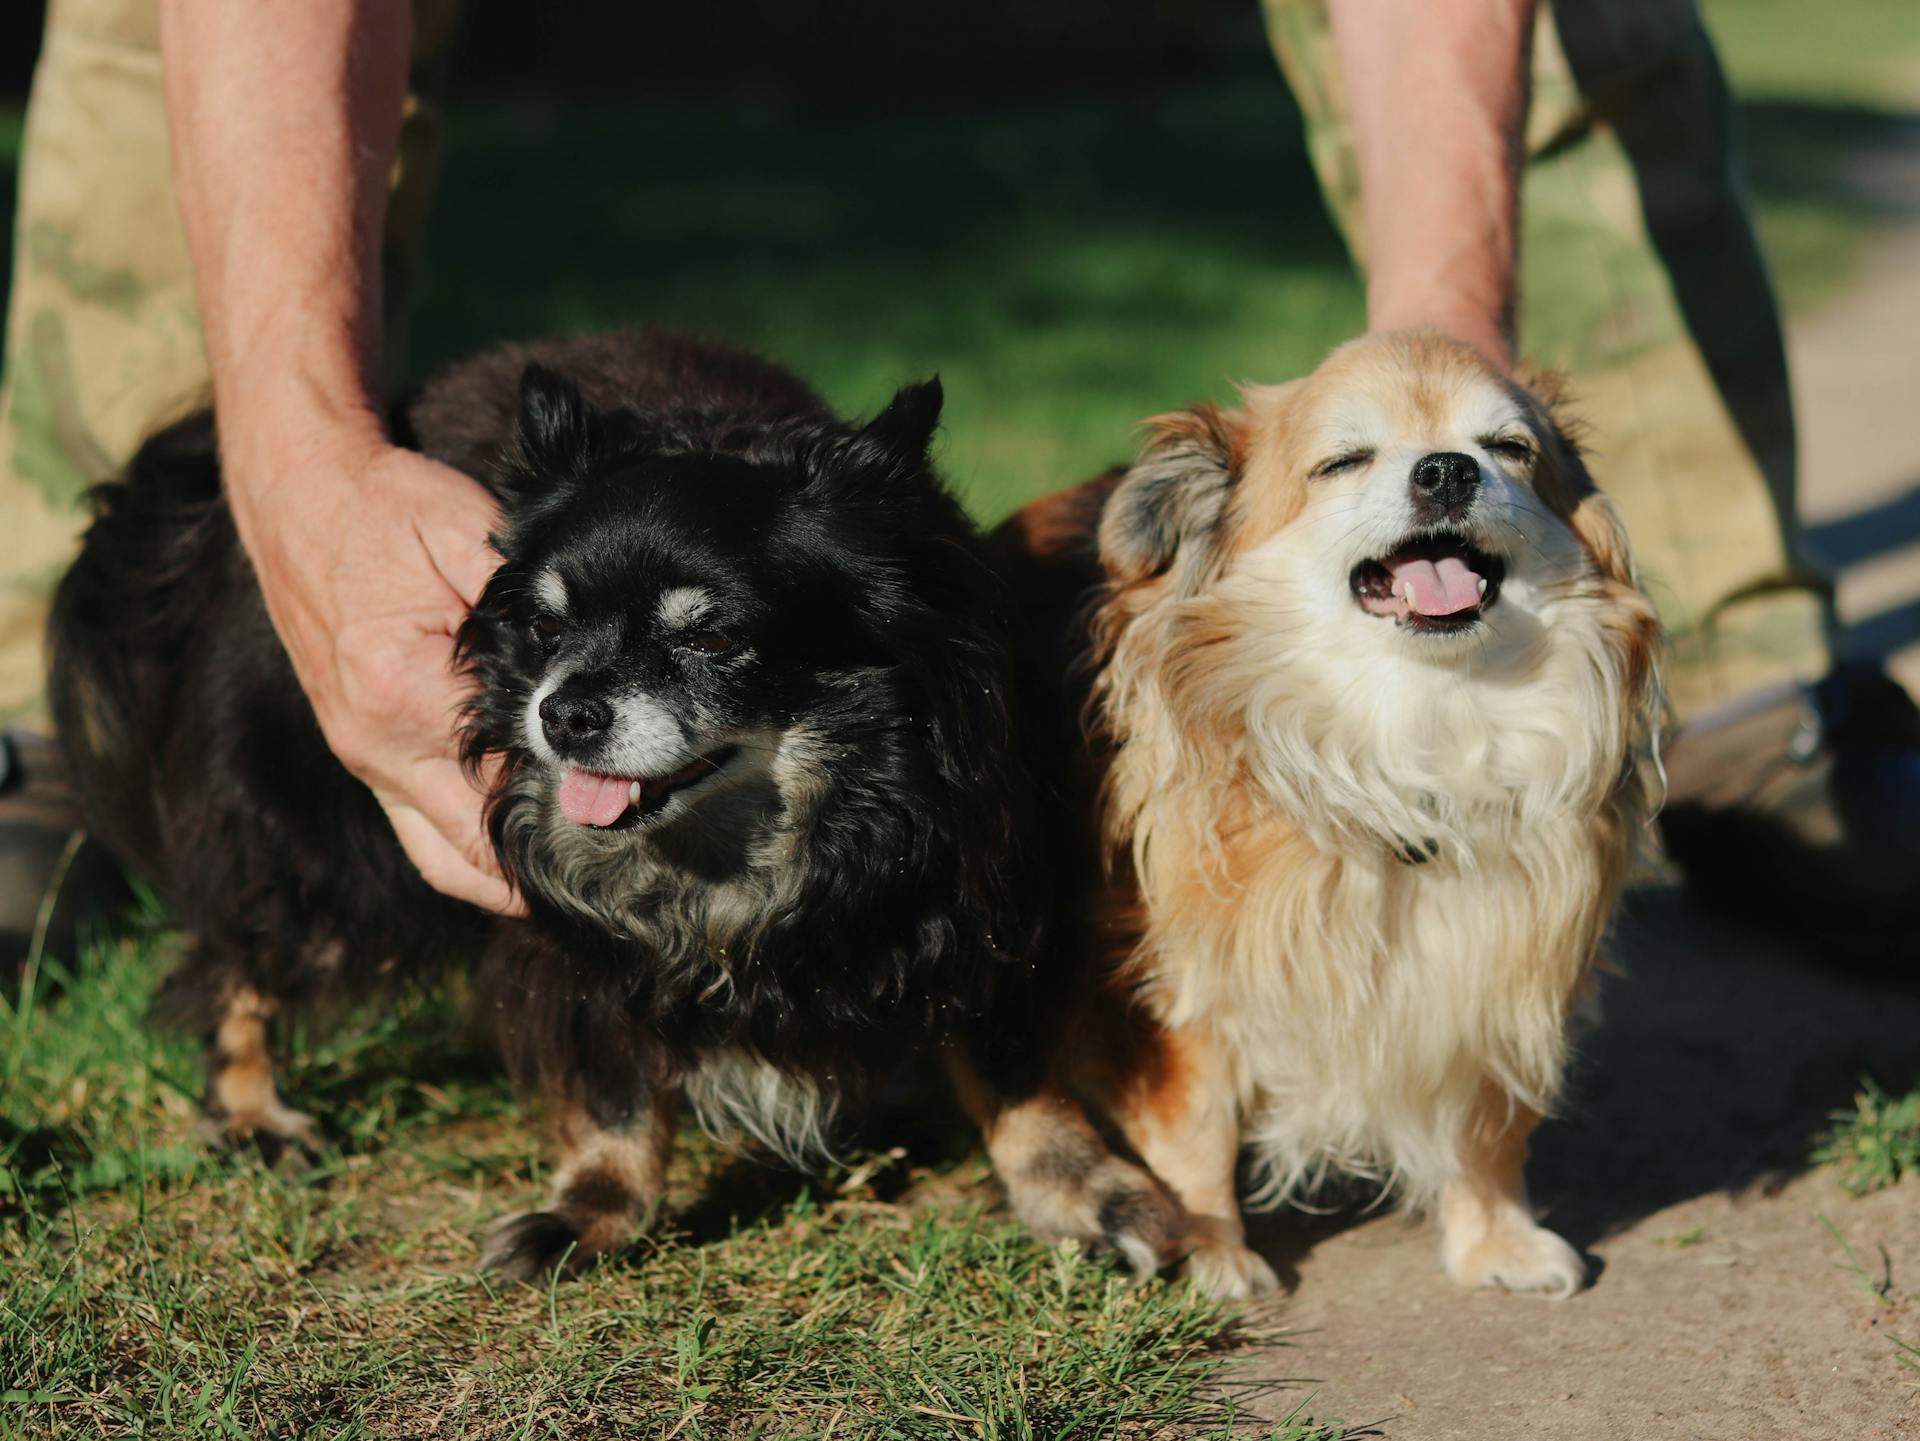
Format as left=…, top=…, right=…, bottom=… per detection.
left=560, top=769, right=632, bottom=826
left=558, top=756, right=720, bottom=827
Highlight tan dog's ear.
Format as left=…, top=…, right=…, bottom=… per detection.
left=1511, top=364, right=1597, bottom=518
left=1512, top=366, right=1639, bottom=591
left=1569, top=493, right=1639, bottom=591
left=1515, top=363, right=1664, bottom=762
left=1099, top=405, right=1243, bottom=586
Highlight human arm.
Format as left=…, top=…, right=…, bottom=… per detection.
left=1327, top=0, right=1536, bottom=370
left=157, top=1, right=521, bottom=913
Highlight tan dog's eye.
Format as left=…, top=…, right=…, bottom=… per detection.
left=1481, top=436, right=1535, bottom=465
left=1310, top=449, right=1375, bottom=479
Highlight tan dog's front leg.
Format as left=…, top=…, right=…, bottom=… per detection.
left=1114, top=1023, right=1276, bottom=1300
left=1438, top=1082, right=1585, bottom=1297
left=481, top=1087, right=679, bottom=1284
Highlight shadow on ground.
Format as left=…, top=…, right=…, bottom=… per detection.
left=1534, top=881, right=1920, bottom=1248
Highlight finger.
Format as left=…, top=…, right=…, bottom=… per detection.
left=377, top=757, right=528, bottom=917
left=431, top=523, right=502, bottom=612
left=405, top=759, right=531, bottom=919
left=418, top=469, right=507, bottom=609
left=400, top=755, right=508, bottom=876
left=387, top=803, right=526, bottom=916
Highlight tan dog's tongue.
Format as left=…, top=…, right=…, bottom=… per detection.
left=1386, top=553, right=1484, bottom=617
left=559, top=768, right=632, bottom=827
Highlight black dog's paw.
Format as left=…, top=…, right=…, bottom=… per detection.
left=195, top=1103, right=325, bottom=1170
left=479, top=1210, right=586, bottom=1285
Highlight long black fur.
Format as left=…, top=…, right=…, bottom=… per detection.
left=49, top=328, right=1049, bottom=1164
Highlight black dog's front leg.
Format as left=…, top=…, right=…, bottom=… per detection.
left=480, top=1083, right=680, bottom=1284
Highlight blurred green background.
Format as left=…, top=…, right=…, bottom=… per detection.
left=1, top=0, right=1915, bottom=523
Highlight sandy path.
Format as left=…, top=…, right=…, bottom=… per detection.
left=1237, top=171, right=1920, bottom=1440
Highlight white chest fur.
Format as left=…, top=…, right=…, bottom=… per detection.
left=1123, top=582, right=1638, bottom=1210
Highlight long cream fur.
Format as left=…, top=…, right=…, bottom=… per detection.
left=1094, top=332, right=1660, bottom=1226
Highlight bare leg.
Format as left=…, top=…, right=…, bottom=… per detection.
left=945, top=1047, right=1187, bottom=1281
left=200, top=984, right=319, bottom=1157
left=1111, top=1023, right=1276, bottom=1300
left=481, top=1087, right=680, bottom=1284
left=1438, top=1082, right=1585, bottom=1297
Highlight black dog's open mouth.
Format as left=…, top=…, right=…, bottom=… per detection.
left=557, top=746, right=739, bottom=828
left=1350, top=532, right=1506, bottom=634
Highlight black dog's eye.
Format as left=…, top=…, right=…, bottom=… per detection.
left=528, top=614, right=565, bottom=646
left=1310, top=448, right=1374, bottom=479
left=678, top=629, right=738, bottom=658
left=1482, top=435, right=1536, bottom=465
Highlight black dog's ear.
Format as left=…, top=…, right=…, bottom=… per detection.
left=1099, top=403, right=1242, bottom=586
left=516, top=363, right=591, bottom=473
left=858, top=377, right=944, bottom=461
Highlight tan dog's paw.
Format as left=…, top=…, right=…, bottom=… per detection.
left=1184, top=1240, right=1281, bottom=1301
left=1087, top=1157, right=1189, bottom=1280
left=1443, top=1213, right=1585, bottom=1298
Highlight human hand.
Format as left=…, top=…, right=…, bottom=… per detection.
left=227, top=420, right=524, bottom=915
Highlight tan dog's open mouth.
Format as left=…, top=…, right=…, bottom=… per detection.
left=1350, top=532, right=1506, bottom=633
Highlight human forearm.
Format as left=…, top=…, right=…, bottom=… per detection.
left=155, top=2, right=517, bottom=913
left=1328, top=0, right=1535, bottom=368
left=157, top=0, right=408, bottom=533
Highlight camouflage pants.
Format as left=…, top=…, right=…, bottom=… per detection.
left=1266, top=0, right=1831, bottom=718
left=1, top=0, right=1832, bottom=725
left=0, top=0, right=454, bottom=727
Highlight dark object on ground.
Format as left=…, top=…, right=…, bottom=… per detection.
left=1660, top=660, right=1920, bottom=974
left=0, top=729, right=131, bottom=974
left=44, top=328, right=1179, bottom=1282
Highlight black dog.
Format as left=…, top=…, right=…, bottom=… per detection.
left=49, top=329, right=1182, bottom=1279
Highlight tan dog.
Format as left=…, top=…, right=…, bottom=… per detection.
left=989, top=331, right=1661, bottom=1299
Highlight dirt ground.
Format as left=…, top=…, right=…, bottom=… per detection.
left=1237, top=204, right=1920, bottom=1438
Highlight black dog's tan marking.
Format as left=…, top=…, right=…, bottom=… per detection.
left=200, top=984, right=318, bottom=1155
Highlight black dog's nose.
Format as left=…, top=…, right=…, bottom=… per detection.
left=1410, top=451, right=1481, bottom=519
left=539, top=689, right=613, bottom=747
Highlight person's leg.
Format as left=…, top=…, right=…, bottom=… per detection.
left=1263, top=0, right=1830, bottom=720
left=0, top=0, right=201, bottom=730
left=1264, top=0, right=1920, bottom=962
left=0, top=0, right=457, bottom=731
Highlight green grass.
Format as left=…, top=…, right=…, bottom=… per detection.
left=2, top=928, right=1357, bottom=1440
left=1813, top=1078, right=1920, bottom=1196
left=1703, top=0, right=1920, bottom=110
left=400, top=83, right=1362, bottom=525
left=393, top=58, right=1914, bottom=526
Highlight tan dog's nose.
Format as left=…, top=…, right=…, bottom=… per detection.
left=1411, top=451, right=1480, bottom=522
